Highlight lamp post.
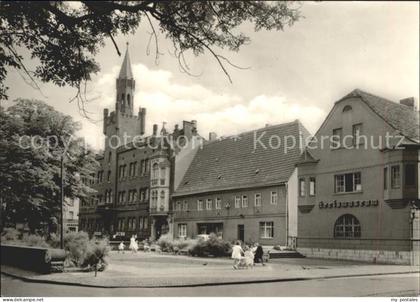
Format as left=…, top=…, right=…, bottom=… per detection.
left=60, top=154, right=64, bottom=249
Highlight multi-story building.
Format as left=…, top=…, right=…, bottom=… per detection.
left=296, top=89, right=420, bottom=264
left=172, top=120, right=310, bottom=246
left=79, top=48, right=202, bottom=240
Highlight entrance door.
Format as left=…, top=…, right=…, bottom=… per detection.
left=237, top=224, right=244, bottom=242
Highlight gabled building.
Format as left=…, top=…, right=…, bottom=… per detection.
left=172, top=120, right=311, bottom=246
left=78, top=48, right=202, bottom=240
left=296, top=89, right=420, bottom=264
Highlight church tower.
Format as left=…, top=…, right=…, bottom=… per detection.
left=103, top=44, right=147, bottom=145
left=116, top=46, right=134, bottom=115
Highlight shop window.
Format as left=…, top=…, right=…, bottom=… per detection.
left=334, top=172, right=362, bottom=193
left=178, top=224, right=187, bottom=238
left=405, top=164, right=416, bottom=187
left=309, top=177, right=316, bottom=196
left=242, top=195, right=248, bottom=208
left=299, top=178, right=306, bottom=197
left=334, top=214, right=361, bottom=238
left=259, top=222, right=274, bottom=239
left=391, top=165, right=401, bottom=189
left=254, top=193, right=261, bottom=207
left=234, top=196, right=241, bottom=208
left=270, top=192, right=278, bottom=204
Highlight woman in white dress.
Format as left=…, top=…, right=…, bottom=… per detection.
left=129, top=235, right=138, bottom=253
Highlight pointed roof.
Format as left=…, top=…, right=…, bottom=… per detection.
left=118, top=46, right=133, bottom=79
left=339, top=89, right=419, bottom=143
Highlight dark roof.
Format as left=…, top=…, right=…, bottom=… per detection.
left=174, top=120, right=310, bottom=196
left=296, top=148, right=319, bottom=165
left=340, top=89, right=419, bottom=143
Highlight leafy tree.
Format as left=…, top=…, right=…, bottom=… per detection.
left=0, top=1, right=302, bottom=101
left=0, top=99, right=98, bottom=232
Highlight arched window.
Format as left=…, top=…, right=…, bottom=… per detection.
left=342, top=105, right=352, bottom=113
left=160, top=190, right=165, bottom=201
left=152, top=163, right=159, bottom=179
left=334, top=214, right=361, bottom=238
left=127, top=94, right=131, bottom=107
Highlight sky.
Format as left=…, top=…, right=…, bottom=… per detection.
left=4, top=1, right=419, bottom=151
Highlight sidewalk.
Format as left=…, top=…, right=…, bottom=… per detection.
left=2, top=251, right=419, bottom=288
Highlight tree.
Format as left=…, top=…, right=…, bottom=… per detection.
left=0, top=99, right=98, bottom=231
left=0, top=1, right=302, bottom=103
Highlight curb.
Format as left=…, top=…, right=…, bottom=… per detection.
left=2, top=268, right=419, bottom=289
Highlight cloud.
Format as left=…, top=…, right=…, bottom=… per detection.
left=81, top=63, right=326, bottom=150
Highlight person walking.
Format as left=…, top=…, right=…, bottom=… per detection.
left=231, top=241, right=244, bottom=269
left=253, top=243, right=265, bottom=266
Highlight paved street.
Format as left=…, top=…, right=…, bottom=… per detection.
left=2, top=251, right=419, bottom=288
left=1, top=272, right=419, bottom=297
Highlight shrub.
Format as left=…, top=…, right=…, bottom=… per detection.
left=22, top=234, right=50, bottom=248
left=81, top=238, right=110, bottom=271
left=63, top=231, right=91, bottom=266
left=157, top=234, right=175, bottom=252
left=1, top=228, right=21, bottom=242
left=189, top=233, right=231, bottom=257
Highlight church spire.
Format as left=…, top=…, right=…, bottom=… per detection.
left=118, top=43, right=133, bottom=79
left=115, top=42, right=135, bottom=114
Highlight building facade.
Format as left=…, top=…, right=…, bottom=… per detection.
left=296, top=89, right=420, bottom=264
left=172, top=121, right=310, bottom=246
left=63, top=198, right=79, bottom=232
left=78, top=48, right=202, bottom=240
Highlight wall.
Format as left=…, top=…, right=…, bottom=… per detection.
left=173, top=185, right=287, bottom=245
left=287, top=167, right=298, bottom=242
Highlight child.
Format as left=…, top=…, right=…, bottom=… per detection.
left=244, top=246, right=254, bottom=268
left=231, top=241, right=244, bottom=269
left=118, top=241, right=125, bottom=253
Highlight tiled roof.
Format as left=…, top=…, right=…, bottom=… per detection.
left=174, top=120, right=310, bottom=196
left=341, top=89, right=419, bottom=143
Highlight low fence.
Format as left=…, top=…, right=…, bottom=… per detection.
left=1, top=244, right=66, bottom=273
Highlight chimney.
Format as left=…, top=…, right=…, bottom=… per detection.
left=153, top=124, right=158, bottom=136
left=399, top=97, right=415, bottom=110
left=139, top=107, right=146, bottom=135
left=209, top=132, right=217, bottom=141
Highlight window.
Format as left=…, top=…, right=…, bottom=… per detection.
left=242, top=195, right=248, bottom=208
left=254, top=193, right=261, bottom=207
left=178, top=224, right=187, bottom=238
left=176, top=201, right=182, bottom=211
left=405, top=164, right=416, bottom=187
left=139, top=217, right=144, bottom=230
left=331, top=128, right=343, bottom=149
left=391, top=165, right=401, bottom=189
left=235, top=196, right=241, bottom=208
left=334, top=172, right=362, bottom=193
left=183, top=200, right=189, bottom=211
left=299, top=178, right=306, bottom=197
left=215, top=198, right=222, bottom=209
left=152, top=163, right=159, bottom=179
left=270, top=192, right=278, bottom=204
left=352, top=123, right=363, bottom=145
left=107, top=170, right=111, bottom=182
left=206, top=199, right=212, bottom=210
left=133, top=162, right=138, bottom=176
left=384, top=167, right=388, bottom=190
left=69, top=211, right=74, bottom=219
left=342, top=105, right=352, bottom=112
left=197, top=200, right=203, bottom=211
left=309, top=177, right=316, bottom=196
left=334, top=214, right=361, bottom=238
left=259, top=222, right=274, bottom=239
